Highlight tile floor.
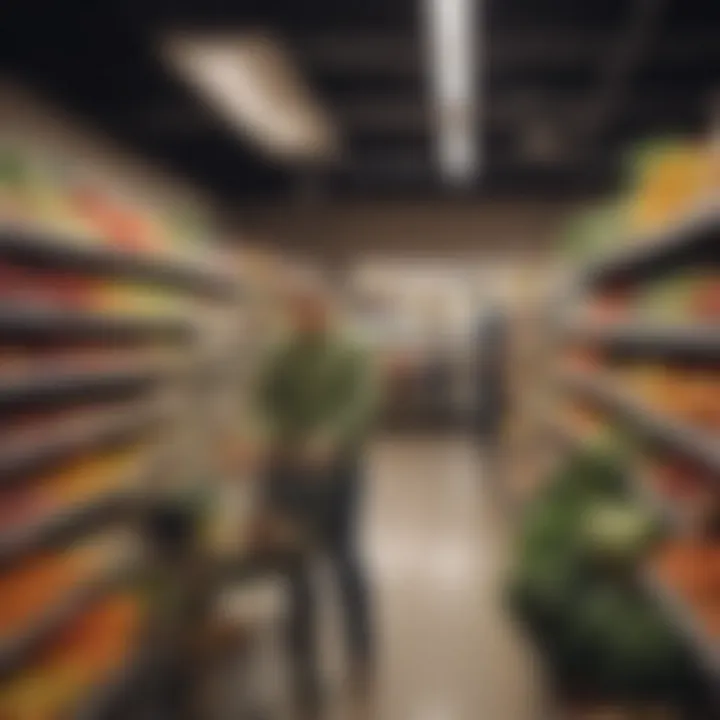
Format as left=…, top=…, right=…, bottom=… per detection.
left=318, top=435, right=551, bottom=720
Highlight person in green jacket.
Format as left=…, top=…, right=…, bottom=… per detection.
left=255, top=279, right=377, bottom=717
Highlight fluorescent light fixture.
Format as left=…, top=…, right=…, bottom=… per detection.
left=163, top=31, right=338, bottom=162
left=424, top=0, right=479, bottom=182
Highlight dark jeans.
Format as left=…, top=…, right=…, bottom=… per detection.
left=266, top=456, right=372, bottom=699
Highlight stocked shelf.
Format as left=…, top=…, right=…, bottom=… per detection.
left=582, top=202, right=720, bottom=288
left=546, top=418, right=691, bottom=530
left=540, top=140, right=720, bottom=714
left=0, top=364, right=165, bottom=412
left=642, top=568, right=720, bottom=684
left=0, top=122, right=247, bottom=719
left=75, top=642, right=156, bottom=720
left=0, top=566, right=130, bottom=681
left=0, top=306, right=193, bottom=345
left=564, top=322, right=720, bottom=361
left=0, top=225, right=238, bottom=300
left=561, top=370, right=720, bottom=475
left=540, top=418, right=719, bottom=693
left=0, top=488, right=148, bottom=571
left=0, top=402, right=165, bottom=485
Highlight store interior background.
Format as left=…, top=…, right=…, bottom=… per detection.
left=1, top=1, right=718, bottom=719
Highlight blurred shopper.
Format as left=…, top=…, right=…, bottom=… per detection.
left=254, top=279, right=377, bottom=718
left=475, top=308, right=507, bottom=442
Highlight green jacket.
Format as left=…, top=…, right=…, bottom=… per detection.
left=255, top=331, right=377, bottom=450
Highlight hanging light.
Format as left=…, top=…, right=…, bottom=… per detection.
left=423, top=0, right=479, bottom=183
left=163, top=31, right=338, bottom=162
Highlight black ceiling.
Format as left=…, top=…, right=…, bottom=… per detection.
left=3, top=0, right=719, bottom=204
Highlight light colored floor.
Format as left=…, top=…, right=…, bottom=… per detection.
left=321, top=435, right=550, bottom=720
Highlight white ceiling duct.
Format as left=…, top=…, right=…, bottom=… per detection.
left=163, top=31, right=339, bottom=162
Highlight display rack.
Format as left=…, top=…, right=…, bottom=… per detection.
left=558, top=205, right=720, bottom=697
left=0, top=566, right=130, bottom=680
left=0, top=400, right=165, bottom=484
left=0, top=225, right=238, bottom=300
left=0, top=363, right=168, bottom=413
left=560, top=370, right=720, bottom=475
left=581, top=202, right=719, bottom=288
left=0, top=486, right=146, bottom=570
left=0, top=307, right=194, bottom=344
left=546, top=411, right=690, bottom=531
left=642, top=568, right=720, bottom=681
left=0, top=218, right=243, bottom=717
left=563, top=322, right=720, bottom=361
left=74, top=642, right=158, bottom=720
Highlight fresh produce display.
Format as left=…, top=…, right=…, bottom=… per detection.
left=583, top=289, right=634, bottom=327
left=562, top=140, right=720, bottom=262
left=652, top=541, right=720, bottom=640
left=43, top=447, right=148, bottom=504
left=580, top=500, right=658, bottom=564
left=0, top=445, right=149, bottom=535
left=508, top=448, right=691, bottom=701
left=625, top=139, right=717, bottom=235
left=550, top=135, right=720, bottom=714
left=561, top=357, right=720, bottom=436
left=0, top=262, right=98, bottom=309
left=0, top=112, right=240, bottom=717
left=0, top=529, right=136, bottom=642
left=0, top=146, right=217, bottom=265
left=635, top=271, right=720, bottom=324
left=0, top=151, right=92, bottom=240
left=0, top=259, right=193, bottom=320
left=561, top=138, right=718, bottom=266
left=561, top=202, right=629, bottom=263
left=578, top=271, right=720, bottom=326
left=0, top=591, right=145, bottom=720
left=558, top=397, right=718, bottom=530
left=561, top=401, right=609, bottom=444
left=639, top=455, right=720, bottom=531
left=614, top=363, right=720, bottom=434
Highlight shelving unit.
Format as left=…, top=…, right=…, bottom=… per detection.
left=545, top=413, right=693, bottom=531
left=0, top=306, right=194, bottom=344
left=563, top=322, right=720, bottom=361
left=0, top=565, right=132, bottom=680
left=557, top=202, right=720, bottom=700
left=642, top=569, right=720, bottom=681
left=581, top=202, right=720, bottom=288
left=0, top=400, right=165, bottom=484
left=0, top=363, right=167, bottom=412
left=561, top=370, right=720, bottom=475
left=0, top=224, right=238, bottom=300
left=0, top=486, right=146, bottom=571
left=0, top=213, right=244, bottom=717
left=74, top=642, right=158, bottom=720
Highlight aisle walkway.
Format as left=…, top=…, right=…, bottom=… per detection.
left=329, top=436, right=549, bottom=720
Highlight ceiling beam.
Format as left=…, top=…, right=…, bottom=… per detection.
left=297, top=30, right=719, bottom=73
left=298, top=36, right=419, bottom=72
left=336, top=93, right=705, bottom=133
left=117, top=89, right=709, bottom=144
left=579, top=0, right=668, bottom=141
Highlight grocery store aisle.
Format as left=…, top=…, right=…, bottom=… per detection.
left=324, top=436, right=549, bottom=720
